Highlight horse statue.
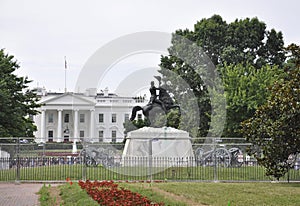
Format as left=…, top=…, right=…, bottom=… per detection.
left=130, top=79, right=180, bottom=127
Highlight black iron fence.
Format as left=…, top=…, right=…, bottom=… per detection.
left=0, top=138, right=299, bottom=182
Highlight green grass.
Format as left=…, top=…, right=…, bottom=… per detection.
left=119, top=182, right=187, bottom=206
left=59, top=184, right=99, bottom=206
left=38, top=184, right=56, bottom=206
left=148, top=182, right=300, bottom=206
left=38, top=182, right=185, bottom=206
left=38, top=183, right=98, bottom=206
left=39, top=182, right=300, bottom=206
left=38, top=184, right=50, bottom=204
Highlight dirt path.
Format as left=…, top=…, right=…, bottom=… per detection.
left=147, top=185, right=208, bottom=206
left=48, top=186, right=63, bottom=206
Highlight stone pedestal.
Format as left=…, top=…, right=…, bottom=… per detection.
left=122, top=127, right=195, bottom=167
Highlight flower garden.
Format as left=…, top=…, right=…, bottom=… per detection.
left=78, top=180, right=164, bottom=206
left=38, top=178, right=300, bottom=206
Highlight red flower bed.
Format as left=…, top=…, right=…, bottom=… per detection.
left=78, top=180, right=164, bottom=206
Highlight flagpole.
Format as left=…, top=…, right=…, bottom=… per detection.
left=64, top=56, right=67, bottom=93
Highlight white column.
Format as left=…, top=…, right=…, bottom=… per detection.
left=74, top=109, right=79, bottom=142
left=57, top=109, right=63, bottom=142
left=90, top=109, right=95, bottom=141
left=41, top=109, right=46, bottom=142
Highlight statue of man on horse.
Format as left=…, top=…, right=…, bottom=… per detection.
left=130, top=76, right=181, bottom=127
left=148, top=80, right=167, bottom=112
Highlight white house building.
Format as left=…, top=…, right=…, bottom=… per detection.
left=34, top=88, right=145, bottom=143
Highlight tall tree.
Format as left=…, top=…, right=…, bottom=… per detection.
left=159, top=15, right=285, bottom=137
left=220, top=63, right=282, bottom=137
left=241, top=65, right=300, bottom=179
left=178, top=15, right=285, bottom=67
left=261, top=29, right=286, bottom=67
left=0, top=49, right=41, bottom=138
left=159, top=53, right=211, bottom=138
left=193, top=14, right=228, bottom=65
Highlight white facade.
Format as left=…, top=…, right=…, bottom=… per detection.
left=34, top=88, right=145, bottom=143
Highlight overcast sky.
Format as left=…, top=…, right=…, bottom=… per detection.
left=1, top=0, right=300, bottom=93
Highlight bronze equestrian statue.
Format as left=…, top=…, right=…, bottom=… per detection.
left=130, top=77, right=180, bottom=126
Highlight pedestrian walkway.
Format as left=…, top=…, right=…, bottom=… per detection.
left=0, top=183, right=43, bottom=206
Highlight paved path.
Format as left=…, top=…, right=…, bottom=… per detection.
left=0, top=183, right=43, bottom=206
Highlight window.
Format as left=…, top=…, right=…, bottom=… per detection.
left=80, top=130, right=84, bottom=138
left=64, top=114, right=69, bottom=123
left=48, top=130, right=53, bottom=137
left=112, top=114, right=117, bottom=123
left=48, top=113, right=54, bottom=123
left=48, top=130, right=53, bottom=142
left=99, top=113, right=104, bottom=123
left=112, top=130, right=116, bottom=143
left=99, top=130, right=104, bottom=142
left=80, top=114, right=85, bottom=123
left=124, top=113, right=129, bottom=122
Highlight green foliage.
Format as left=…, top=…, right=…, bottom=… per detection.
left=176, top=15, right=285, bottom=67
left=165, top=109, right=181, bottom=128
left=242, top=65, right=300, bottom=179
left=220, top=63, right=283, bottom=137
left=159, top=40, right=213, bottom=137
left=151, top=108, right=181, bottom=129
left=123, top=119, right=149, bottom=137
left=193, top=14, right=228, bottom=65
left=0, top=49, right=41, bottom=138
left=59, top=184, right=99, bottom=206
left=38, top=184, right=51, bottom=206
left=159, top=14, right=285, bottom=137
left=285, top=43, right=300, bottom=71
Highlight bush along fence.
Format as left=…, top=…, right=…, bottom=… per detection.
left=0, top=137, right=299, bottom=182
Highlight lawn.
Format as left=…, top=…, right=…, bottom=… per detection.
left=144, top=182, right=300, bottom=205
left=38, top=181, right=300, bottom=206
left=38, top=183, right=99, bottom=206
